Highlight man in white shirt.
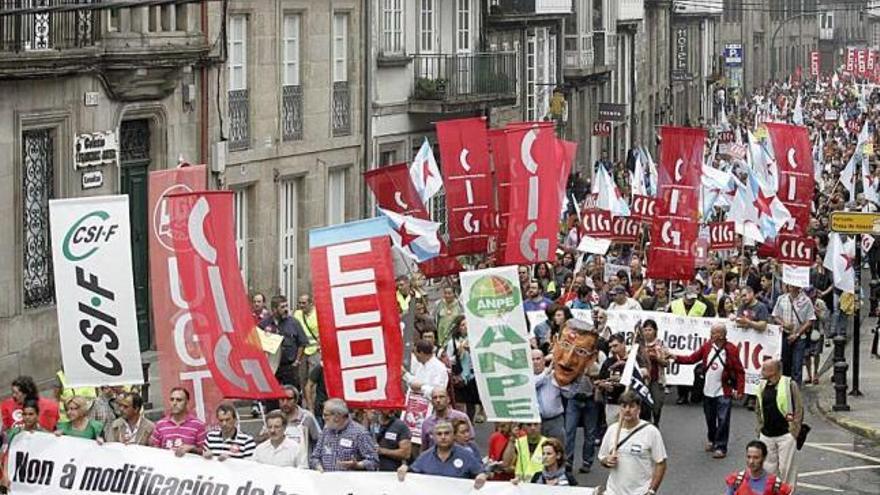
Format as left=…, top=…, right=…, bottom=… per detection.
left=607, top=285, right=642, bottom=312
left=598, top=391, right=667, bottom=495
left=253, top=411, right=307, bottom=468
left=403, top=340, right=449, bottom=397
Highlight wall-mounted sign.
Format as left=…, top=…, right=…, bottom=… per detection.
left=75, top=131, right=118, bottom=170
left=81, top=170, right=104, bottom=190
left=674, top=25, right=689, bottom=71
left=598, top=103, right=627, bottom=122
left=723, top=44, right=742, bottom=66
left=592, top=121, right=612, bottom=136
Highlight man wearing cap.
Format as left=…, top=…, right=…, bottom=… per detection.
left=670, top=282, right=710, bottom=405
left=607, top=285, right=642, bottom=312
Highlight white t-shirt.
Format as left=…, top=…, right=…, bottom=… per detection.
left=408, top=355, right=449, bottom=397
left=599, top=420, right=668, bottom=495
left=608, top=298, right=643, bottom=312
left=283, top=423, right=310, bottom=467
left=253, top=437, right=306, bottom=468
left=704, top=345, right=726, bottom=398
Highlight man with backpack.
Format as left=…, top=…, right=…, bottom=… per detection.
left=672, top=323, right=746, bottom=459
left=724, top=440, right=793, bottom=495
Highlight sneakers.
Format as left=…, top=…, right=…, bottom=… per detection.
left=713, top=450, right=727, bottom=459
left=705, top=441, right=714, bottom=452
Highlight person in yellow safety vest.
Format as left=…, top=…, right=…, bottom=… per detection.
left=294, top=294, right=320, bottom=362
left=670, top=284, right=708, bottom=405
left=396, top=275, right=412, bottom=314
left=755, top=359, right=803, bottom=489
left=502, top=422, right=549, bottom=482
left=53, top=370, right=97, bottom=422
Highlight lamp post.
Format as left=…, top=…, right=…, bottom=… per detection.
left=770, top=11, right=815, bottom=80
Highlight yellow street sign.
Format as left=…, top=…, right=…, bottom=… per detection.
left=830, top=212, right=880, bottom=234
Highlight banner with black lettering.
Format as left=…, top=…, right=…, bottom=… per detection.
left=49, top=195, right=143, bottom=387
left=7, top=434, right=597, bottom=495
left=602, top=310, right=782, bottom=394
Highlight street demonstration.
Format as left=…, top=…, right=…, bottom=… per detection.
left=7, top=18, right=880, bottom=495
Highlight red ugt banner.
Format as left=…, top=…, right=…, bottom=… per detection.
left=309, top=222, right=405, bottom=408
left=364, top=163, right=430, bottom=219
left=501, top=122, right=562, bottom=265
left=436, top=117, right=496, bottom=255
left=148, top=166, right=224, bottom=422
left=169, top=191, right=285, bottom=400
left=765, top=123, right=814, bottom=233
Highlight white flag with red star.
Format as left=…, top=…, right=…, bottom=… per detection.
left=823, top=233, right=856, bottom=293
left=409, top=138, right=443, bottom=205
left=378, top=207, right=441, bottom=262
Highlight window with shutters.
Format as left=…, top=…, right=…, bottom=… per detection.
left=227, top=14, right=250, bottom=150
left=382, top=0, right=403, bottom=54
left=233, top=188, right=248, bottom=286
left=282, top=13, right=303, bottom=141
left=327, top=167, right=348, bottom=226
left=279, top=179, right=298, bottom=300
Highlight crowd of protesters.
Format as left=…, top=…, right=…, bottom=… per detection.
left=7, top=73, right=880, bottom=494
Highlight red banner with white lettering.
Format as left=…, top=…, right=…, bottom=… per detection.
left=169, top=191, right=285, bottom=400
left=777, top=234, right=816, bottom=267
left=708, top=221, right=737, bottom=251
left=436, top=117, right=495, bottom=255
left=500, top=122, right=561, bottom=265
left=646, top=212, right=699, bottom=280
left=611, top=216, right=641, bottom=244
left=847, top=48, right=856, bottom=73
left=765, top=123, right=814, bottom=233
left=148, top=166, right=224, bottom=422
left=810, top=51, right=820, bottom=76
left=858, top=49, right=868, bottom=75
left=309, top=220, right=405, bottom=408
left=489, top=128, right=512, bottom=255
left=364, top=163, right=429, bottom=219
left=631, top=194, right=658, bottom=223
left=657, top=126, right=705, bottom=221
left=581, top=209, right=612, bottom=238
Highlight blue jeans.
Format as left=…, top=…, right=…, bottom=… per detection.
left=790, top=337, right=807, bottom=386
left=703, top=395, right=732, bottom=453
left=564, top=396, right=599, bottom=468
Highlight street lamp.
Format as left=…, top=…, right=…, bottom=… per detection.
left=770, top=11, right=816, bottom=80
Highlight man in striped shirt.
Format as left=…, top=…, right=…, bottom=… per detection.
left=203, top=402, right=256, bottom=460
left=151, top=387, right=207, bottom=457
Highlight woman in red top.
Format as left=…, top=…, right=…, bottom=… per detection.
left=486, top=423, right=517, bottom=481
left=1, top=376, right=60, bottom=432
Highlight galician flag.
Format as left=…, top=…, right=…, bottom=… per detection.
left=823, top=233, right=856, bottom=293
left=593, top=164, right=630, bottom=216
left=379, top=207, right=441, bottom=262
left=409, top=138, right=443, bottom=205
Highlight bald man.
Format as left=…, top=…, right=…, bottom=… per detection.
left=755, top=359, right=803, bottom=488
left=673, top=323, right=745, bottom=459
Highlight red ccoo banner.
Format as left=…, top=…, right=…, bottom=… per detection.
left=309, top=219, right=405, bottom=408
left=148, top=165, right=224, bottom=422
left=436, top=117, right=495, bottom=256
left=169, top=191, right=285, bottom=400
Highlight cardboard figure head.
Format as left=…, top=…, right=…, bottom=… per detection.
left=551, top=318, right=599, bottom=386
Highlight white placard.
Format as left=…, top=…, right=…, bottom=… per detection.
left=602, top=310, right=782, bottom=394
left=74, top=131, right=118, bottom=169
left=49, top=195, right=143, bottom=387
left=782, top=264, right=810, bottom=288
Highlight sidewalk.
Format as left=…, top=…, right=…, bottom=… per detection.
left=811, top=317, right=880, bottom=442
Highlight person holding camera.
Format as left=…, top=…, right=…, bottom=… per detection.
left=671, top=323, right=745, bottom=459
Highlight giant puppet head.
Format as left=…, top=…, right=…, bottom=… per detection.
left=551, top=318, right=599, bottom=386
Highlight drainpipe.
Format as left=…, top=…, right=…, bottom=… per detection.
left=362, top=0, right=373, bottom=219
left=200, top=0, right=209, bottom=166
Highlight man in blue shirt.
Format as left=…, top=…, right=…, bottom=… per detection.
left=397, top=421, right=487, bottom=489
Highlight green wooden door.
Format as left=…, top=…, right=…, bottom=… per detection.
left=120, top=119, right=152, bottom=351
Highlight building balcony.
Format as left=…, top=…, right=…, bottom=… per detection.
left=409, top=52, right=517, bottom=114
left=487, top=0, right=572, bottom=24
left=563, top=33, right=612, bottom=82
left=0, top=0, right=209, bottom=99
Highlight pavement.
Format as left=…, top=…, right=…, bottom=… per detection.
left=811, top=316, right=880, bottom=442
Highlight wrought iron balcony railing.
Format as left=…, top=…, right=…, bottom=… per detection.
left=0, top=0, right=98, bottom=52
left=411, top=52, right=517, bottom=105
